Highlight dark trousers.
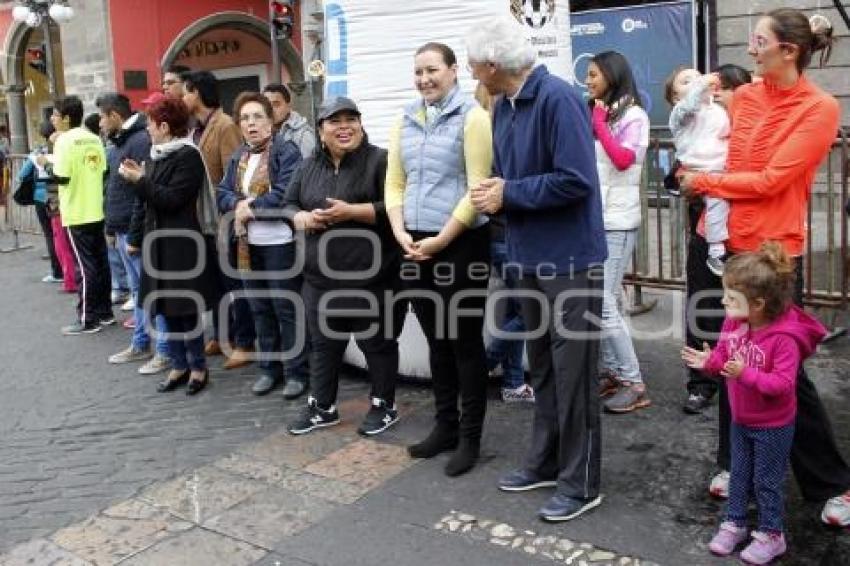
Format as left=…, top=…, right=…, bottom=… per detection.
left=518, top=269, right=603, bottom=500
left=66, top=221, right=112, bottom=326
left=717, top=258, right=850, bottom=500
left=243, top=243, right=309, bottom=382
left=406, top=226, right=490, bottom=441
left=303, top=281, right=402, bottom=408
left=727, top=423, right=795, bottom=533
left=35, top=202, right=61, bottom=278
left=212, top=244, right=256, bottom=348
left=684, top=214, right=723, bottom=399
left=164, top=314, right=205, bottom=371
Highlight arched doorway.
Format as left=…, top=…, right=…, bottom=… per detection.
left=2, top=20, right=65, bottom=152
left=159, top=11, right=307, bottom=119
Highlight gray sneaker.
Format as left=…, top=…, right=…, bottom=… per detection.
left=707, top=256, right=726, bottom=277
left=138, top=353, right=172, bottom=375
left=603, top=383, right=651, bottom=414
left=109, top=346, right=153, bottom=364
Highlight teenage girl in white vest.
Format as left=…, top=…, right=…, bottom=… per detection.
left=584, top=50, right=651, bottom=414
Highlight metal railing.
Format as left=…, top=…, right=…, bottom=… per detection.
left=0, top=154, right=42, bottom=253
left=626, top=132, right=850, bottom=315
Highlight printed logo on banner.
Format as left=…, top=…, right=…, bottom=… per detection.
left=621, top=17, right=649, bottom=33
left=511, top=0, right=557, bottom=29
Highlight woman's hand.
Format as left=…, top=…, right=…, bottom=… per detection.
left=676, top=169, right=701, bottom=197
left=294, top=210, right=327, bottom=233
left=681, top=342, right=712, bottom=370
left=235, top=199, right=254, bottom=224
left=119, top=159, right=144, bottom=183
left=312, top=198, right=351, bottom=226
left=393, top=230, right=421, bottom=259
left=409, top=235, right=448, bottom=261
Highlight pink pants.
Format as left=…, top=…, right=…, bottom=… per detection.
left=51, top=215, right=77, bottom=292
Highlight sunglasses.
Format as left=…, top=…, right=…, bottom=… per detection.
left=748, top=33, right=795, bottom=53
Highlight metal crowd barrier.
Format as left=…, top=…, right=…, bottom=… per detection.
left=625, top=131, right=850, bottom=326
left=0, top=154, right=41, bottom=253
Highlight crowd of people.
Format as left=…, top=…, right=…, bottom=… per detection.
left=16, top=7, right=850, bottom=564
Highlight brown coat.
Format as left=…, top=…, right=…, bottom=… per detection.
left=196, top=108, right=242, bottom=185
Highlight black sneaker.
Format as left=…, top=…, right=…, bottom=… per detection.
left=98, top=315, right=117, bottom=326
left=62, top=321, right=102, bottom=335
left=357, top=398, right=399, bottom=436
left=287, top=397, right=340, bottom=435
left=683, top=392, right=713, bottom=414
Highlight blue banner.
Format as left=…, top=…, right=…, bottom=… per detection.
left=571, top=1, right=695, bottom=126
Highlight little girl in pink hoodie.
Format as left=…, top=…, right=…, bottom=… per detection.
left=682, top=242, right=826, bottom=565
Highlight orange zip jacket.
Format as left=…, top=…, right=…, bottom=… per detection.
left=692, top=76, right=839, bottom=256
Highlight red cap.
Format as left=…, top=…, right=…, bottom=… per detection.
left=141, top=91, right=166, bottom=108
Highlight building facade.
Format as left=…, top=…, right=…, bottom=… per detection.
left=0, top=0, right=312, bottom=152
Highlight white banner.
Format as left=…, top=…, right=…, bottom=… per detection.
left=323, top=0, right=573, bottom=148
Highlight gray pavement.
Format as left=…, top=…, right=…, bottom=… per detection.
left=1, top=234, right=850, bottom=565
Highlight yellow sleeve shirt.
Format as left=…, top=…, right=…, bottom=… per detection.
left=384, top=106, right=493, bottom=228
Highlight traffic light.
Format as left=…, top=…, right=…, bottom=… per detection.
left=270, top=1, right=294, bottom=40
left=26, top=46, right=46, bottom=74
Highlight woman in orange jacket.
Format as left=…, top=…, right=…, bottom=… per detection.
left=680, top=8, right=850, bottom=530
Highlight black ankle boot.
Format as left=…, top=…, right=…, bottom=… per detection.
left=408, top=424, right=458, bottom=459
left=445, top=438, right=480, bottom=477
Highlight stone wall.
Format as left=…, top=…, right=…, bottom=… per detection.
left=714, top=0, right=850, bottom=126
left=56, top=0, right=115, bottom=111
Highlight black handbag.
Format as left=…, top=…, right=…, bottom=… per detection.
left=12, top=165, right=36, bottom=206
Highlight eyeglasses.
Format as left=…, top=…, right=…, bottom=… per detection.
left=748, top=33, right=795, bottom=53
left=239, top=112, right=268, bottom=123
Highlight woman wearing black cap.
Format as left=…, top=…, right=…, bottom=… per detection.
left=285, top=97, right=404, bottom=437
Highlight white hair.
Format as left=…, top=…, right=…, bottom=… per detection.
left=465, top=17, right=536, bottom=73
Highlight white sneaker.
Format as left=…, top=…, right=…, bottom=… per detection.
left=709, top=470, right=730, bottom=499
left=501, top=384, right=535, bottom=403
left=42, top=274, right=62, bottom=283
left=821, top=492, right=850, bottom=526
left=109, top=346, right=153, bottom=364
left=121, top=297, right=135, bottom=312
left=138, top=354, right=172, bottom=375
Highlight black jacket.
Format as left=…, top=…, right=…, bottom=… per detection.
left=134, top=145, right=215, bottom=318
left=284, top=139, right=399, bottom=290
left=105, top=113, right=151, bottom=244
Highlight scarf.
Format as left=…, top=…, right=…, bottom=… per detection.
left=149, top=136, right=218, bottom=237
left=150, top=137, right=194, bottom=161
left=236, top=137, right=272, bottom=199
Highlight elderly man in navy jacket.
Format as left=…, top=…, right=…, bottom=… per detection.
left=468, top=18, right=608, bottom=523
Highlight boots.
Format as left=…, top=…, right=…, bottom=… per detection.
left=408, top=423, right=458, bottom=459
left=445, top=438, right=480, bottom=477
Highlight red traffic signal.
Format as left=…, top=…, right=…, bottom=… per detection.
left=26, top=46, right=46, bottom=74
left=270, top=0, right=294, bottom=39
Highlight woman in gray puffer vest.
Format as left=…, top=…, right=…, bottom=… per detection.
left=386, top=42, right=493, bottom=478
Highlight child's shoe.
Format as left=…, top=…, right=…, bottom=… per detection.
left=708, top=521, right=748, bottom=556
left=740, top=531, right=786, bottom=565
left=706, top=256, right=726, bottom=277
left=663, top=159, right=682, bottom=196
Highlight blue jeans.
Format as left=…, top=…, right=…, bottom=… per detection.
left=212, top=244, right=256, bottom=348
left=486, top=241, right=525, bottom=389
left=116, top=233, right=168, bottom=354
left=600, top=230, right=642, bottom=383
left=727, top=422, right=794, bottom=533
left=107, top=240, right=129, bottom=294
left=164, top=314, right=205, bottom=371
left=243, top=243, right=309, bottom=381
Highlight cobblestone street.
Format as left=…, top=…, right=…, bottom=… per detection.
left=1, top=237, right=850, bottom=565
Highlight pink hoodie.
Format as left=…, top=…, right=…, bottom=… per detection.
left=705, top=306, right=826, bottom=428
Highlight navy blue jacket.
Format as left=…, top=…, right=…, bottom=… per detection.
left=494, top=65, right=607, bottom=274
left=217, top=135, right=301, bottom=218
left=105, top=113, right=151, bottom=245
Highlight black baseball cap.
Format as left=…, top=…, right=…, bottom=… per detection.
left=316, top=96, right=361, bottom=124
